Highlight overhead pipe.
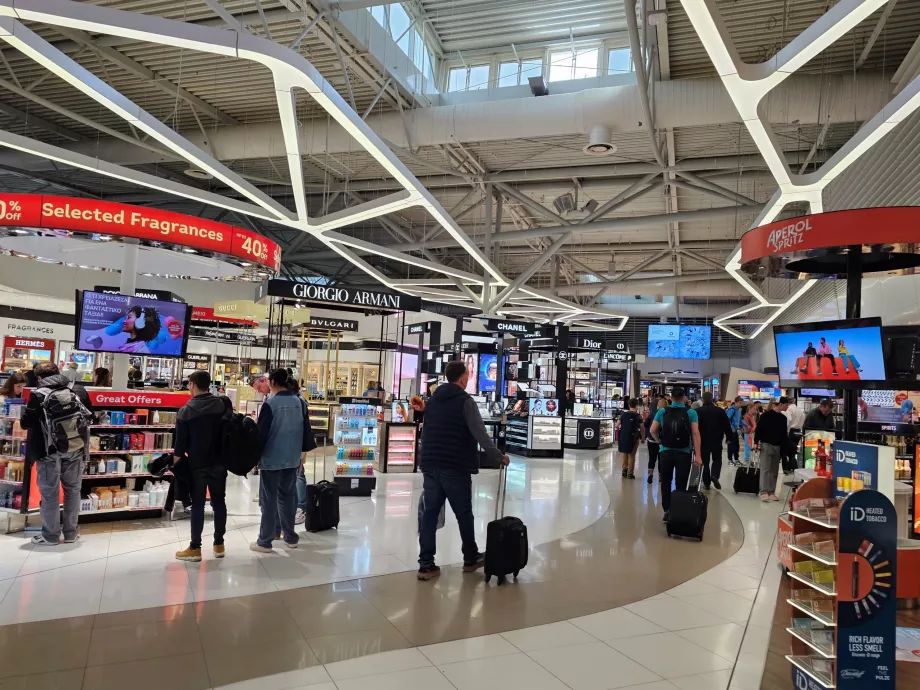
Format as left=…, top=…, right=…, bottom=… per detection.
left=625, top=0, right=664, bottom=166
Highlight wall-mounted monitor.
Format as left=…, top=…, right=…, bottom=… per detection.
left=801, top=388, right=836, bottom=398
left=479, top=353, right=498, bottom=393
left=647, top=324, right=711, bottom=359
left=774, top=318, right=886, bottom=388
left=737, top=379, right=781, bottom=402
left=76, top=290, right=192, bottom=357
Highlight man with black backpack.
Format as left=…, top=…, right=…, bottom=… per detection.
left=174, top=370, right=232, bottom=562
left=20, top=362, right=94, bottom=546
left=649, top=386, right=702, bottom=522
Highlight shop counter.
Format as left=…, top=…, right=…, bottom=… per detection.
left=564, top=416, right=613, bottom=450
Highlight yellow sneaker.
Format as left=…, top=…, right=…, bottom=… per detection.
left=176, top=547, right=202, bottom=562
left=214, top=545, right=225, bottom=559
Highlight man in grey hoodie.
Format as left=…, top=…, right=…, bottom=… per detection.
left=174, top=370, right=232, bottom=562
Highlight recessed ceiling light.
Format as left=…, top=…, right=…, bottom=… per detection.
left=200, top=277, right=210, bottom=280
left=182, top=248, right=197, bottom=254
left=13, top=229, right=29, bottom=234
left=98, top=235, right=112, bottom=241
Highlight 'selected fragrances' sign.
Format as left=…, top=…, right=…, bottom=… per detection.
left=0, top=193, right=280, bottom=272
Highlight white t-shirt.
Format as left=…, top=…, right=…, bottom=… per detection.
left=62, top=368, right=79, bottom=383
left=784, top=403, right=806, bottom=430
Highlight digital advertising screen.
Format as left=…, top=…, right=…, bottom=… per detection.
left=647, top=324, right=712, bottom=359
left=461, top=353, right=479, bottom=395
left=529, top=398, right=559, bottom=416
left=391, top=400, right=409, bottom=423
left=479, top=353, right=498, bottom=393
left=801, top=388, right=836, bottom=397
left=774, top=318, right=886, bottom=387
left=76, top=290, right=191, bottom=357
left=737, top=379, right=781, bottom=402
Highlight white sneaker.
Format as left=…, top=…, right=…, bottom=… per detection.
left=31, top=535, right=58, bottom=546
left=294, top=508, right=306, bottom=525
left=170, top=504, right=190, bottom=521
left=250, top=542, right=273, bottom=553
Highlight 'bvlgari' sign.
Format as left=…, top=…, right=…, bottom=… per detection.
left=310, top=317, right=359, bottom=331
left=258, top=280, right=421, bottom=312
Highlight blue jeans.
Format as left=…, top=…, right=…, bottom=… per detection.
left=743, top=433, right=752, bottom=462
left=257, top=467, right=299, bottom=548
left=840, top=353, right=860, bottom=373
left=296, top=464, right=307, bottom=510
left=418, top=467, right=478, bottom=568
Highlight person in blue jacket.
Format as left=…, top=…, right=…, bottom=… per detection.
left=725, top=397, right=743, bottom=466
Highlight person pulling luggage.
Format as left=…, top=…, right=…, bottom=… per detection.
left=416, top=360, right=509, bottom=581
left=648, top=386, right=702, bottom=523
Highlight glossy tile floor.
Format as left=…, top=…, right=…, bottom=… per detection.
left=0, top=448, right=791, bottom=690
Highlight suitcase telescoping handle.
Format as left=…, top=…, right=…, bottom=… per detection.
left=494, top=464, right=508, bottom=520
left=687, top=461, right=703, bottom=491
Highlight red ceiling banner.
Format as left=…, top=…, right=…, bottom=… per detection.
left=190, top=306, right=258, bottom=326
left=740, top=207, right=920, bottom=265
left=0, top=193, right=281, bottom=272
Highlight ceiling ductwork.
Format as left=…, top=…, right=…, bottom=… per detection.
left=583, top=124, right=617, bottom=155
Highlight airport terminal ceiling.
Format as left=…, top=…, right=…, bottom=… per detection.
left=0, top=1, right=918, bottom=333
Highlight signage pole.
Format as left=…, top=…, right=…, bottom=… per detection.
left=324, top=329, right=332, bottom=399
left=305, top=330, right=311, bottom=394
left=555, top=325, right=570, bottom=458
left=333, top=333, right=341, bottom=398
left=112, top=239, right=139, bottom=391
left=843, top=247, right=862, bottom=441
left=415, top=330, right=423, bottom=397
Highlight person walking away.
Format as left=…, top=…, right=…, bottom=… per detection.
left=649, top=386, right=702, bottom=522
left=725, top=397, right=743, bottom=466
left=753, top=397, right=793, bottom=502
left=645, top=397, right=667, bottom=484
left=417, top=360, right=509, bottom=580
left=804, top=399, right=836, bottom=432
left=816, top=338, right=838, bottom=376
left=286, top=375, right=311, bottom=526
left=19, top=362, right=94, bottom=545
left=742, top=402, right=761, bottom=464
left=172, top=371, right=231, bottom=561
left=696, top=392, right=732, bottom=490
left=618, top=398, right=644, bottom=479
left=251, top=369, right=316, bottom=552
left=782, top=398, right=806, bottom=473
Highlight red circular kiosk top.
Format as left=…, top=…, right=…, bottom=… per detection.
left=741, top=207, right=920, bottom=265
left=0, top=193, right=281, bottom=272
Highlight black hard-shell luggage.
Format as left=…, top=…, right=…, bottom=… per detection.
left=733, top=452, right=761, bottom=494
left=484, top=465, right=528, bottom=585
left=667, top=464, right=708, bottom=541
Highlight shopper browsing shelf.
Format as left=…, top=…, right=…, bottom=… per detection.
left=617, top=398, right=644, bottom=479
left=251, top=368, right=316, bottom=553
left=725, top=397, right=743, bottom=466
left=0, top=372, right=26, bottom=403
left=696, top=392, right=732, bottom=491
left=19, top=363, right=94, bottom=546
left=173, top=371, right=232, bottom=562
left=753, top=396, right=793, bottom=502
left=416, top=360, right=509, bottom=581
left=804, top=399, right=836, bottom=432
left=249, top=374, right=271, bottom=399
left=645, top=396, right=667, bottom=484
left=782, top=399, right=806, bottom=473
left=648, top=386, right=702, bottom=523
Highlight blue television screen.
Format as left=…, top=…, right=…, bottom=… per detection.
left=774, top=318, right=886, bottom=386
left=478, top=354, right=498, bottom=393
left=648, top=324, right=711, bottom=360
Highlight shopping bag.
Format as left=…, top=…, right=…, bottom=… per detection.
left=417, top=491, right=446, bottom=533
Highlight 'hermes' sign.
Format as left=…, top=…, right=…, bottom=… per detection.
left=259, top=280, right=421, bottom=312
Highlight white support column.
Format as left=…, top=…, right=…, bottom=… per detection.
left=112, top=239, right=139, bottom=391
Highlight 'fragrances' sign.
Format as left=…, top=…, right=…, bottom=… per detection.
left=258, top=280, right=421, bottom=312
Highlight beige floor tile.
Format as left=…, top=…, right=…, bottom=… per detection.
left=500, top=621, right=597, bottom=652
left=0, top=629, right=91, bottom=678
left=607, top=632, right=734, bottom=679
left=279, top=582, right=361, bottom=608
left=307, top=625, right=411, bottom=665
left=0, top=669, right=85, bottom=690
left=420, top=633, right=519, bottom=665
left=0, top=615, right=95, bottom=642
left=527, top=641, right=663, bottom=690
left=82, top=652, right=210, bottom=690
left=335, top=666, right=455, bottom=690
left=204, top=637, right=321, bottom=688
left=289, top=597, right=394, bottom=638
left=197, top=606, right=305, bottom=651
left=438, top=652, right=570, bottom=690
left=569, top=606, right=667, bottom=641
left=92, top=602, right=198, bottom=629
left=325, top=647, right=432, bottom=681
left=212, top=665, right=331, bottom=690
left=86, top=618, right=202, bottom=667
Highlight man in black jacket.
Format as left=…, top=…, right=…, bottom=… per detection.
left=174, top=370, right=231, bottom=562
left=803, top=399, right=836, bottom=432
left=753, top=397, right=793, bottom=502
left=696, top=392, right=732, bottom=491
left=417, top=360, right=509, bottom=581
left=20, top=362, right=93, bottom=546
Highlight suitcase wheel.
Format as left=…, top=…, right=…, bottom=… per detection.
left=513, top=570, right=519, bottom=579
left=497, top=575, right=507, bottom=585
left=484, top=572, right=491, bottom=583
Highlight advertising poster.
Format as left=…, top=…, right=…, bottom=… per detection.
left=832, top=440, right=895, bottom=503
left=802, top=430, right=835, bottom=470
left=78, top=291, right=189, bottom=356
left=478, top=354, right=498, bottom=393
left=774, top=325, right=885, bottom=382
left=647, top=324, right=711, bottom=359
left=837, top=490, right=897, bottom=690
left=529, top=398, right=559, bottom=416
left=461, top=353, right=479, bottom=395
left=391, top=400, right=409, bottom=423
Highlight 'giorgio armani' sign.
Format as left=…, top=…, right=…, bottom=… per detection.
left=258, top=280, right=421, bottom=312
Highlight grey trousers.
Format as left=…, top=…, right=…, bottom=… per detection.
left=759, top=442, right=781, bottom=495
left=36, top=451, right=83, bottom=542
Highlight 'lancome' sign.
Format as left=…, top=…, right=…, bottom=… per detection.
left=259, top=280, right=421, bottom=312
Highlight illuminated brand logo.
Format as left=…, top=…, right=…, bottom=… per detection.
left=292, top=283, right=401, bottom=309
left=583, top=428, right=595, bottom=439
left=497, top=322, right=530, bottom=332
left=14, top=339, right=46, bottom=347
left=881, top=424, right=897, bottom=431
left=835, top=449, right=858, bottom=464
left=557, top=351, right=568, bottom=360
left=766, top=217, right=813, bottom=253
left=582, top=338, right=602, bottom=349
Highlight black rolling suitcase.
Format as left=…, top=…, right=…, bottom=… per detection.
left=484, top=465, right=528, bottom=585
left=304, top=453, right=339, bottom=532
left=667, top=464, right=708, bottom=541
left=732, top=450, right=761, bottom=494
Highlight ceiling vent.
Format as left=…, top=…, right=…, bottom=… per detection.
left=583, top=124, right=617, bottom=155
left=184, top=167, right=213, bottom=180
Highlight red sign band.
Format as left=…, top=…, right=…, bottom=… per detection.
left=0, top=193, right=281, bottom=272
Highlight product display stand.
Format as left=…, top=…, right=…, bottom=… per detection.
left=785, top=477, right=898, bottom=690
left=333, top=396, right=378, bottom=496
left=378, top=421, right=417, bottom=473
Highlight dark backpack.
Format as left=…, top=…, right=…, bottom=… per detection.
left=219, top=399, right=262, bottom=476
left=660, top=406, right=691, bottom=448
left=37, top=384, right=93, bottom=454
